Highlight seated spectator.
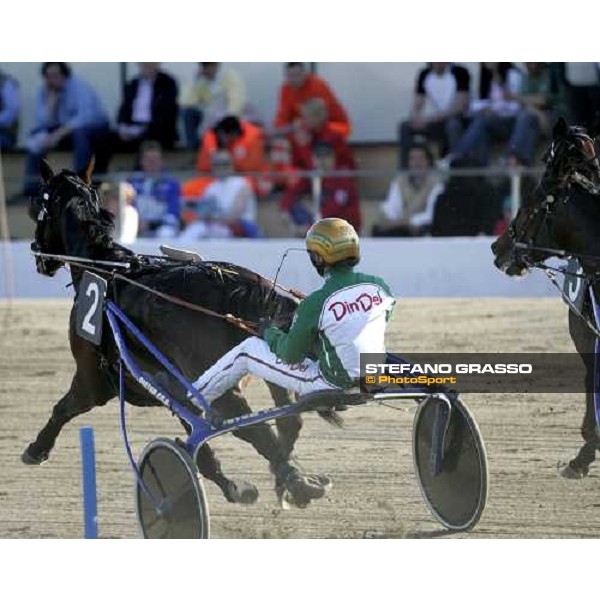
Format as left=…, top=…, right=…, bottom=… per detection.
left=274, top=63, right=351, bottom=139
left=431, top=163, right=502, bottom=236
left=196, top=116, right=266, bottom=189
left=127, top=141, right=181, bottom=238
left=399, top=62, right=470, bottom=167
left=100, top=181, right=139, bottom=244
left=446, top=63, right=524, bottom=166
left=562, top=63, right=599, bottom=129
left=181, top=175, right=216, bottom=224
left=180, top=62, right=253, bottom=150
left=23, top=63, right=109, bottom=195
left=291, top=98, right=356, bottom=170
left=256, top=136, right=300, bottom=196
left=180, top=150, right=259, bottom=240
left=505, top=62, right=561, bottom=165
left=373, top=144, right=444, bottom=237
left=0, top=68, right=19, bottom=150
left=281, top=141, right=361, bottom=234
left=451, top=63, right=561, bottom=166
left=115, top=63, right=178, bottom=152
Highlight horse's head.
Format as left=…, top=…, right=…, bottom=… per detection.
left=492, top=117, right=600, bottom=276
left=29, top=158, right=115, bottom=277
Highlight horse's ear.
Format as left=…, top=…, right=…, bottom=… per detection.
left=553, top=117, right=569, bottom=139
left=82, top=155, right=95, bottom=185
left=40, top=158, right=54, bottom=183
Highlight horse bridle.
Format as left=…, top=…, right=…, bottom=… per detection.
left=32, top=174, right=106, bottom=273
left=509, top=129, right=600, bottom=264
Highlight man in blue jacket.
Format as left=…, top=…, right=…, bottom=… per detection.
left=128, top=140, right=181, bottom=238
left=23, top=63, right=109, bottom=195
left=0, top=68, right=19, bottom=150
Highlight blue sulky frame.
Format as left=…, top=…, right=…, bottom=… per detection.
left=104, top=300, right=440, bottom=491
left=105, top=300, right=438, bottom=440
left=103, top=298, right=491, bottom=535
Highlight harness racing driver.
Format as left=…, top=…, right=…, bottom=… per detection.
left=191, top=217, right=396, bottom=505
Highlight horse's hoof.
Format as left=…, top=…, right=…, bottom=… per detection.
left=285, top=472, right=332, bottom=507
left=226, top=480, right=259, bottom=504
left=21, top=445, right=49, bottom=465
left=558, top=461, right=589, bottom=479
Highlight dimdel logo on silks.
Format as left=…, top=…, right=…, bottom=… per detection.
left=327, top=290, right=383, bottom=321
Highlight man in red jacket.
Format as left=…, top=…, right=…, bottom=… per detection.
left=281, top=141, right=362, bottom=233
left=291, top=98, right=356, bottom=170
left=275, top=63, right=351, bottom=139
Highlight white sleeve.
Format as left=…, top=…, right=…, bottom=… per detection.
left=381, top=179, right=404, bottom=221
left=409, top=183, right=444, bottom=228
left=120, top=205, right=140, bottom=244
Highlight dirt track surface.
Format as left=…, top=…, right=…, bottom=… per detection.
left=1, top=298, right=599, bottom=539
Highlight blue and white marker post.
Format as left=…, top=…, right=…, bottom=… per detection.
left=79, top=426, right=98, bottom=539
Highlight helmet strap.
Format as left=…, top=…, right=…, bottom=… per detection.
left=309, top=251, right=326, bottom=276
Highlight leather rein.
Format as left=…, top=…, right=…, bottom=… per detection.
left=33, top=251, right=305, bottom=336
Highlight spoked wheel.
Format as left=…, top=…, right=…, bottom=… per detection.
left=135, top=438, right=210, bottom=539
left=413, top=395, right=488, bottom=532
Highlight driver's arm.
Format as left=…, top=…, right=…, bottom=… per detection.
left=263, top=293, right=321, bottom=364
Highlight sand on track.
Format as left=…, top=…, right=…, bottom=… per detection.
left=1, top=298, right=598, bottom=538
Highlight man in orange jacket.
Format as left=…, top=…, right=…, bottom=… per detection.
left=274, top=63, right=351, bottom=139
left=197, top=116, right=267, bottom=193
left=197, top=116, right=266, bottom=172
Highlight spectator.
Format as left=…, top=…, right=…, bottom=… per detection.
left=0, top=68, right=19, bottom=150
left=508, top=62, right=561, bottom=164
left=100, top=181, right=139, bottom=244
left=180, top=62, right=251, bottom=150
left=399, top=62, right=470, bottom=167
left=180, top=150, right=259, bottom=240
left=115, top=63, right=178, bottom=152
left=274, top=63, right=351, bottom=139
left=196, top=116, right=266, bottom=188
left=256, top=136, right=300, bottom=196
left=562, top=63, right=600, bottom=130
left=127, top=141, right=181, bottom=238
left=373, top=144, right=444, bottom=237
left=23, top=63, right=109, bottom=195
left=431, top=163, right=502, bottom=236
left=291, top=98, right=356, bottom=170
left=451, top=62, right=562, bottom=166
left=445, top=63, right=523, bottom=166
left=281, top=141, right=361, bottom=234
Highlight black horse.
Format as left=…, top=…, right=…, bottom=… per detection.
left=492, top=117, right=600, bottom=478
left=24, top=158, right=325, bottom=506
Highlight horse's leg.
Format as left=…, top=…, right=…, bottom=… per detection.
left=22, top=371, right=114, bottom=465
left=176, top=416, right=258, bottom=504
left=213, top=387, right=327, bottom=507
left=563, top=309, right=599, bottom=477
left=213, top=387, right=290, bottom=470
left=265, top=381, right=302, bottom=461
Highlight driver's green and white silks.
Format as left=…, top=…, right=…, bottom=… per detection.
left=264, top=266, right=395, bottom=388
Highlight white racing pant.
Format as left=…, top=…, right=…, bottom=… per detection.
left=192, top=337, right=339, bottom=405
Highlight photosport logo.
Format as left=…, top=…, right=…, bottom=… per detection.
left=359, top=353, right=595, bottom=394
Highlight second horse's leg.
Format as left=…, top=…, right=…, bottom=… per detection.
left=213, top=387, right=327, bottom=507
left=265, top=381, right=302, bottom=460
left=177, top=416, right=259, bottom=504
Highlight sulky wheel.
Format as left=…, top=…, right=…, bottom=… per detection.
left=412, top=395, right=488, bottom=532
left=135, top=438, right=210, bottom=539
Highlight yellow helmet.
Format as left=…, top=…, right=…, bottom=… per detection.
left=306, top=218, right=360, bottom=274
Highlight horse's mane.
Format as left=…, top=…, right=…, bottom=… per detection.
left=133, top=261, right=299, bottom=328
left=52, top=169, right=116, bottom=245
